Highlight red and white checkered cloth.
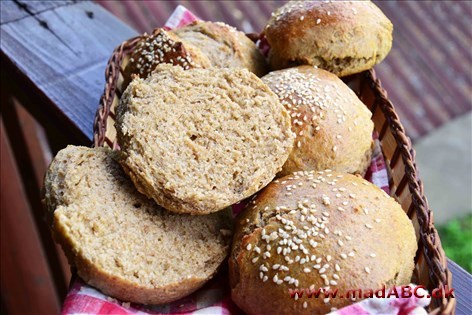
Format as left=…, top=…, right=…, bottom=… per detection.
left=62, top=6, right=429, bottom=315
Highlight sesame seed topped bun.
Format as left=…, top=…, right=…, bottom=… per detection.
left=264, top=1, right=393, bottom=76
left=123, top=28, right=211, bottom=86
left=229, top=170, right=417, bottom=315
left=262, top=66, right=374, bottom=177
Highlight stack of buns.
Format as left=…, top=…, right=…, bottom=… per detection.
left=43, top=1, right=418, bottom=313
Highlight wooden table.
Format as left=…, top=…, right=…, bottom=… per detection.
left=1, top=1, right=471, bottom=314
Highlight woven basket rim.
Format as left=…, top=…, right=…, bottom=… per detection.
left=93, top=32, right=456, bottom=315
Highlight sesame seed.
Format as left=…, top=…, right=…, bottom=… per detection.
left=252, top=257, right=259, bottom=263
left=319, top=267, right=326, bottom=274
left=330, top=280, right=338, bottom=286
left=300, top=16, right=305, bottom=21
left=365, top=267, right=371, bottom=274
left=370, top=253, right=376, bottom=258
left=263, top=275, right=268, bottom=282
left=375, top=218, right=381, bottom=223
left=324, top=297, right=330, bottom=304
left=303, top=301, right=308, bottom=309
left=335, top=264, right=341, bottom=271
left=304, top=268, right=311, bottom=273
left=338, top=240, right=344, bottom=246
left=365, top=224, right=373, bottom=229
left=316, top=18, right=321, bottom=24
left=273, top=264, right=280, bottom=270
left=349, top=194, right=356, bottom=199
left=246, top=244, right=252, bottom=251
left=348, top=252, right=355, bottom=257
left=327, top=255, right=332, bottom=262
left=340, top=253, right=347, bottom=259
left=333, top=274, right=340, bottom=280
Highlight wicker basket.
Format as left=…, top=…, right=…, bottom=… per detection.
left=93, top=32, right=456, bottom=315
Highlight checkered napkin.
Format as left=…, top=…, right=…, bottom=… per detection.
left=62, top=6, right=428, bottom=315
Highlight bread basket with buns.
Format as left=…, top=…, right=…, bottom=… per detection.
left=90, top=4, right=454, bottom=315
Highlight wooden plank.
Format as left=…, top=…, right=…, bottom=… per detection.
left=0, top=0, right=74, bottom=25
left=1, top=120, right=61, bottom=315
left=448, top=259, right=472, bottom=314
left=0, top=1, right=137, bottom=142
left=0, top=1, right=29, bottom=24
left=3, top=98, right=72, bottom=298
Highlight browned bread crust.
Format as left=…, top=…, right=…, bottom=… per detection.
left=230, top=171, right=417, bottom=315
left=265, top=1, right=393, bottom=76
left=262, top=66, right=374, bottom=176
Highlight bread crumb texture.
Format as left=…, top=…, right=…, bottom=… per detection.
left=116, top=65, right=294, bottom=214
left=174, top=21, right=268, bottom=76
left=43, top=146, right=233, bottom=304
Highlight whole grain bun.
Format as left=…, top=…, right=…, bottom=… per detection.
left=122, top=29, right=211, bottom=86
left=262, top=66, right=374, bottom=177
left=115, top=65, right=294, bottom=215
left=229, top=171, right=417, bottom=315
left=173, top=21, right=268, bottom=76
left=265, top=1, right=393, bottom=76
left=43, top=146, right=232, bottom=304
